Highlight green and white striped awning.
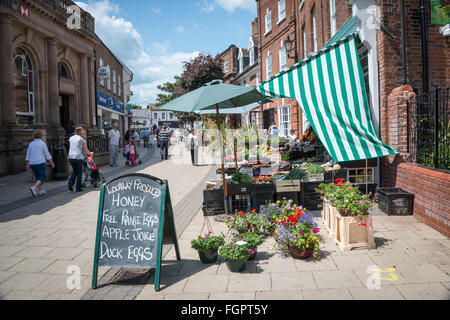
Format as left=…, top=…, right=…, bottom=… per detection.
left=257, top=34, right=399, bottom=162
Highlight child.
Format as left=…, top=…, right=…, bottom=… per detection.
left=129, top=139, right=137, bottom=167
left=26, top=130, right=55, bottom=198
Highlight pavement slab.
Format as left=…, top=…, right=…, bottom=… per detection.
left=227, top=273, right=271, bottom=292
left=302, top=288, right=353, bottom=300
left=271, top=272, right=317, bottom=291
left=349, top=286, right=404, bottom=300
left=312, top=269, right=364, bottom=289
left=395, top=283, right=450, bottom=300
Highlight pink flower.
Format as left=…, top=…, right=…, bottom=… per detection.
left=231, top=246, right=235, bottom=249
left=250, top=250, right=255, bottom=254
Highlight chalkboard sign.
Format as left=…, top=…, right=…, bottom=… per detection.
left=91, top=173, right=180, bottom=291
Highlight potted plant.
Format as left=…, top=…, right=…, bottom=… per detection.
left=230, top=232, right=264, bottom=260
left=225, top=209, right=265, bottom=234
left=191, top=232, right=225, bottom=264
left=219, top=241, right=253, bottom=272
left=273, top=203, right=321, bottom=260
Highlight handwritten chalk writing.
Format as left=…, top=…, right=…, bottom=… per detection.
left=128, top=245, right=153, bottom=263
left=133, top=179, right=161, bottom=199
left=143, top=213, right=159, bottom=228
left=132, top=228, right=156, bottom=242
left=100, top=242, right=123, bottom=259
left=111, top=194, right=145, bottom=208
left=102, top=225, right=130, bottom=241
left=105, top=181, right=133, bottom=195
left=102, top=210, right=117, bottom=224
left=121, top=210, right=141, bottom=228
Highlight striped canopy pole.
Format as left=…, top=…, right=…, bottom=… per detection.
left=257, top=35, right=399, bottom=162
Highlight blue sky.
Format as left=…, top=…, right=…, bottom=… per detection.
left=77, top=0, right=257, bottom=106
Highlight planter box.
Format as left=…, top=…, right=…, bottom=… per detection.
left=203, top=189, right=224, bottom=202
left=334, top=211, right=375, bottom=251
left=227, top=183, right=252, bottom=195
left=203, top=200, right=225, bottom=216
left=322, top=200, right=336, bottom=238
left=275, top=179, right=301, bottom=192
left=377, top=187, right=414, bottom=216
left=251, top=192, right=275, bottom=210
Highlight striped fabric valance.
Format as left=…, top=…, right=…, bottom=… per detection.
left=257, top=35, right=399, bottom=162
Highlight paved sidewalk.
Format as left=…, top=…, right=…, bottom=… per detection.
left=136, top=210, right=450, bottom=300
left=0, top=141, right=214, bottom=300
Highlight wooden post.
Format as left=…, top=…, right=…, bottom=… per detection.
left=216, top=104, right=228, bottom=214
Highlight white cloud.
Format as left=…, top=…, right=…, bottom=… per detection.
left=151, top=7, right=162, bottom=14
left=196, top=0, right=256, bottom=14
left=174, top=26, right=185, bottom=33
left=76, top=0, right=199, bottom=105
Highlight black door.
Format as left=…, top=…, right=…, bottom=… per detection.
left=59, top=95, right=69, bottom=130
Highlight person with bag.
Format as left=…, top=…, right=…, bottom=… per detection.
left=68, top=127, right=91, bottom=192
left=26, top=130, right=55, bottom=198
left=159, top=126, right=170, bottom=160
left=187, top=129, right=199, bottom=166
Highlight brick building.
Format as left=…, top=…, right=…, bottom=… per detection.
left=219, top=0, right=449, bottom=236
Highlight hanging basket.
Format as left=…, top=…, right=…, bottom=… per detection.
left=287, top=244, right=314, bottom=259
left=198, top=249, right=219, bottom=264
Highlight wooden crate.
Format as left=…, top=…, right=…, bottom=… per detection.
left=275, top=180, right=301, bottom=193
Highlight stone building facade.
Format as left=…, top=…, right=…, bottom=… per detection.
left=0, top=0, right=100, bottom=176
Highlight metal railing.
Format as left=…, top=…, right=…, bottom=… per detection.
left=38, top=0, right=95, bottom=34
left=407, top=86, right=449, bottom=170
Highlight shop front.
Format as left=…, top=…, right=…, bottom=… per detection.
left=97, top=89, right=125, bottom=139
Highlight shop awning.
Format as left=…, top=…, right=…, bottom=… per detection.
left=257, top=34, right=399, bottom=162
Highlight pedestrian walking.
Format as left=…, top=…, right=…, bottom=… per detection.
left=25, top=130, right=55, bottom=198
left=142, top=128, right=150, bottom=148
left=132, top=129, right=140, bottom=146
left=124, top=129, right=132, bottom=145
left=129, top=138, right=137, bottom=166
left=108, top=123, right=121, bottom=167
left=159, top=125, right=170, bottom=160
left=187, top=129, right=199, bottom=166
left=68, top=127, right=91, bottom=192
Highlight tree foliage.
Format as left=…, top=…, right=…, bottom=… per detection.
left=155, top=53, right=224, bottom=125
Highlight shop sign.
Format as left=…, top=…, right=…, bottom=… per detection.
left=97, top=90, right=124, bottom=113
left=97, top=65, right=110, bottom=80
left=19, top=5, right=30, bottom=18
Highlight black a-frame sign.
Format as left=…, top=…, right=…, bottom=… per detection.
left=92, top=173, right=180, bottom=291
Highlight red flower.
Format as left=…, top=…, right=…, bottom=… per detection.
left=335, top=178, right=343, bottom=187
left=250, top=209, right=257, bottom=213
left=238, top=211, right=245, bottom=216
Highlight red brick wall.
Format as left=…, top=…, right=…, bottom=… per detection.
left=396, top=163, right=450, bottom=238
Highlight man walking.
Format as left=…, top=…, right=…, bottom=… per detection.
left=108, top=123, right=121, bottom=167
left=159, top=125, right=170, bottom=160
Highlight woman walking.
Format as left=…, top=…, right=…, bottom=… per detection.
left=26, top=130, right=55, bottom=198
left=67, top=127, right=91, bottom=192
left=187, top=129, right=199, bottom=166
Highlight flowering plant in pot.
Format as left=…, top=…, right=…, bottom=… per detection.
left=257, top=199, right=299, bottom=234
left=191, top=232, right=225, bottom=264
left=332, top=183, right=376, bottom=220
left=219, top=241, right=253, bottom=272
left=230, top=232, right=264, bottom=260
left=273, top=205, right=321, bottom=260
left=225, top=209, right=265, bottom=234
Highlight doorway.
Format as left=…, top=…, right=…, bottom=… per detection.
left=263, top=109, right=275, bottom=130
left=59, top=94, right=69, bottom=130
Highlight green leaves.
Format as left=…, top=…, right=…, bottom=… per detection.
left=191, top=233, right=225, bottom=253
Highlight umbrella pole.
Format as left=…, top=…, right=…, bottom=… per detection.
left=217, top=104, right=229, bottom=214
left=230, top=115, right=238, bottom=170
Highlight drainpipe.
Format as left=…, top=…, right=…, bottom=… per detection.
left=419, top=0, right=429, bottom=93
left=400, top=0, right=407, bottom=85
left=94, top=48, right=99, bottom=132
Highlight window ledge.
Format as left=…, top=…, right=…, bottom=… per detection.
left=277, top=17, right=286, bottom=26
left=264, top=30, right=272, bottom=37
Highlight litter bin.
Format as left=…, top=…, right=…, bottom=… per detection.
left=52, top=147, right=68, bottom=180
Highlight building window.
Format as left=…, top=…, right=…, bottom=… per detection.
left=348, top=168, right=374, bottom=184
left=265, top=9, right=272, bottom=34
left=13, top=47, right=34, bottom=129
left=239, top=52, right=244, bottom=73
left=162, top=112, right=166, bottom=120
left=154, top=113, right=158, bottom=120
left=58, top=63, right=70, bottom=79
left=118, top=75, right=121, bottom=97
left=302, top=25, right=307, bottom=59
left=330, top=0, right=336, bottom=37
left=112, top=70, right=117, bottom=94
left=250, top=47, right=255, bottom=65
left=107, top=65, right=111, bottom=90
left=266, top=55, right=273, bottom=79
left=312, top=7, right=318, bottom=52
left=224, top=60, right=229, bottom=73
left=279, top=45, right=287, bottom=71
left=278, top=0, right=286, bottom=23
left=169, top=112, right=173, bottom=120
left=278, top=105, right=291, bottom=137
left=99, top=58, right=104, bottom=86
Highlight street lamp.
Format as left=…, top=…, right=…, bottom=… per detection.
left=284, top=34, right=297, bottom=61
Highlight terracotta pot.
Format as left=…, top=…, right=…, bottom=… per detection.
left=198, top=249, right=218, bottom=264
left=287, top=244, right=314, bottom=259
